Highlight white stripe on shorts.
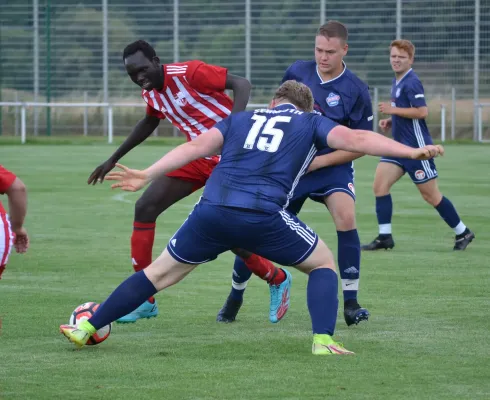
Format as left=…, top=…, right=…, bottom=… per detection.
left=279, top=210, right=316, bottom=245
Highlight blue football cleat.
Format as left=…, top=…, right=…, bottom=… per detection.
left=116, top=300, right=159, bottom=323
left=269, top=269, right=292, bottom=323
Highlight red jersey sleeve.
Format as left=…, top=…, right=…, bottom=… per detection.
left=0, top=165, right=16, bottom=194
left=186, top=61, right=228, bottom=94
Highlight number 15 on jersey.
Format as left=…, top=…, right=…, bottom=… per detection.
left=243, top=115, right=291, bottom=153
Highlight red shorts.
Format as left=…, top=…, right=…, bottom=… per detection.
left=165, top=157, right=219, bottom=192
left=0, top=213, right=13, bottom=278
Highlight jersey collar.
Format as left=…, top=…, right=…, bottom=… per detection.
left=273, top=103, right=298, bottom=110
left=316, top=62, right=347, bottom=84
left=395, top=68, right=413, bottom=85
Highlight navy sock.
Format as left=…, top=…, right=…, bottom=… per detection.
left=376, top=194, right=393, bottom=234
left=435, top=196, right=462, bottom=230
left=89, top=271, right=157, bottom=329
left=337, top=230, right=360, bottom=302
left=307, top=268, right=339, bottom=336
left=229, top=256, right=252, bottom=301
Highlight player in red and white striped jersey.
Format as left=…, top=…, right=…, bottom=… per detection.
left=88, top=40, right=287, bottom=323
left=0, top=165, right=29, bottom=279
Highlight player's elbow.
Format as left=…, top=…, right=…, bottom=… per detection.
left=328, top=126, right=359, bottom=153
left=418, top=107, right=429, bottom=119
left=7, top=178, right=26, bottom=197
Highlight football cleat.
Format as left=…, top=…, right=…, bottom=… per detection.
left=216, top=295, right=243, bottom=323
left=116, top=300, right=159, bottom=323
left=361, top=234, right=395, bottom=251
left=344, top=299, right=370, bottom=326
left=269, top=269, right=292, bottom=323
left=312, top=334, right=355, bottom=355
left=454, top=229, right=475, bottom=251
left=60, top=320, right=95, bottom=348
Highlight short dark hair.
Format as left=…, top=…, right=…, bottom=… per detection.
left=273, top=80, right=314, bottom=112
left=123, top=40, right=156, bottom=61
left=317, top=20, right=348, bottom=42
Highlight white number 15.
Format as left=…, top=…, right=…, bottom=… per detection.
left=243, top=115, right=291, bottom=153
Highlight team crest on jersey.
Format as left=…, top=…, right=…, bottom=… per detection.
left=174, top=91, right=188, bottom=107
left=414, top=170, right=426, bottom=180
left=396, top=88, right=401, bottom=98
left=348, top=183, right=355, bottom=195
left=326, top=92, right=341, bottom=107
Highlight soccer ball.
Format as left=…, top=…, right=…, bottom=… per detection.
left=69, top=302, right=112, bottom=345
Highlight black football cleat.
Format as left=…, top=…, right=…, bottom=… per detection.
left=344, top=300, right=370, bottom=327
left=361, top=234, right=395, bottom=251
left=216, top=295, right=243, bottom=323
left=454, top=229, right=475, bottom=251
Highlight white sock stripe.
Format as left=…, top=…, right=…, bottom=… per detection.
left=232, top=280, right=249, bottom=290
left=379, top=223, right=392, bottom=234
left=341, top=279, right=359, bottom=291
left=279, top=210, right=316, bottom=244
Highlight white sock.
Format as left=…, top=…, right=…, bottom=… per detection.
left=453, top=221, right=466, bottom=235
left=379, top=223, right=392, bottom=235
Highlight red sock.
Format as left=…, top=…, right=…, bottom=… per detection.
left=243, top=254, right=286, bottom=285
left=131, top=222, right=156, bottom=303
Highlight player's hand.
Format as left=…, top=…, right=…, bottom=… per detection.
left=379, top=102, right=394, bottom=115
left=410, top=145, right=445, bottom=160
left=13, top=227, right=29, bottom=254
left=87, top=159, right=117, bottom=185
left=105, top=163, right=149, bottom=192
left=379, top=118, right=392, bottom=133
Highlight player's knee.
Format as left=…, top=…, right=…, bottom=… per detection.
left=134, top=196, right=161, bottom=222
left=332, top=208, right=356, bottom=231
left=421, top=190, right=441, bottom=206
left=373, top=180, right=389, bottom=197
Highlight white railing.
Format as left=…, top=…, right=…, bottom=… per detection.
left=0, top=101, right=269, bottom=144
left=477, top=103, right=490, bottom=143
left=0, top=99, right=469, bottom=144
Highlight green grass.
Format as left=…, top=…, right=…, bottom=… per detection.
left=0, top=144, right=489, bottom=399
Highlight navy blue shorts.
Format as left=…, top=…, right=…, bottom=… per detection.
left=166, top=202, right=318, bottom=266
left=287, top=164, right=355, bottom=215
left=380, top=157, right=438, bottom=184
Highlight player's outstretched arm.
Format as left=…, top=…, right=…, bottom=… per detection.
left=106, top=128, right=224, bottom=191
left=308, top=150, right=364, bottom=172
left=327, top=126, right=444, bottom=160
left=6, top=178, right=29, bottom=253
left=225, top=74, right=252, bottom=114
left=87, top=115, right=161, bottom=185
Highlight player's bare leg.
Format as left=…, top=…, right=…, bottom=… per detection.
left=60, top=250, right=198, bottom=348
left=325, top=191, right=369, bottom=326
left=293, top=239, right=354, bottom=355
left=118, top=175, right=195, bottom=323
left=416, top=179, right=475, bottom=250
left=362, top=162, right=404, bottom=251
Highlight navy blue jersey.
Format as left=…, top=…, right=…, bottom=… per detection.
left=282, top=61, right=373, bottom=155
left=390, top=69, right=433, bottom=148
left=202, top=104, right=338, bottom=213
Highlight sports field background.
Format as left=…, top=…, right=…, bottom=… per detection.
left=0, top=144, right=489, bottom=399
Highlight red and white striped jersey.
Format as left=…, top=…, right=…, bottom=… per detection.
left=0, top=165, right=16, bottom=214
left=142, top=60, right=233, bottom=142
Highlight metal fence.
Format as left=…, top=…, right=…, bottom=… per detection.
left=1, top=0, right=489, bottom=140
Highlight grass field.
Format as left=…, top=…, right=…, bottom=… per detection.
left=0, top=144, right=489, bottom=399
